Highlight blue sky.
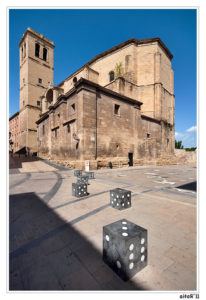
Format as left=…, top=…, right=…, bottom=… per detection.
left=9, top=8, right=197, bottom=147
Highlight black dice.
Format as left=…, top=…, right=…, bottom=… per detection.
left=103, top=219, right=147, bottom=281
left=77, top=175, right=89, bottom=184
left=74, top=170, right=82, bottom=177
left=85, top=172, right=95, bottom=179
left=72, top=183, right=87, bottom=197
left=110, top=188, right=131, bottom=210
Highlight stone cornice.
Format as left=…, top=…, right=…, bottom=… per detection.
left=75, top=78, right=143, bottom=107
left=19, top=27, right=55, bottom=48
left=141, top=114, right=161, bottom=124
left=9, top=111, right=19, bottom=121
left=19, top=104, right=41, bottom=114
left=36, top=112, right=49, bottom=124
left=36, top=78, right=143, bottom=125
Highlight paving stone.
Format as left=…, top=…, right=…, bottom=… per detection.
left=40, top=234, right=67, bottom=256
left=21, top=258, right=61, bottom=290
left=60, top=267, right=101, bottom=290
left=149, top=247, right=174, bottom=271
left=9, top=164, right=197, bottom=290
left=161, top=262, right=196, bottom=290
left=46, top=245, right=83, bottom=281
left=134, top=265, right=180, bottom=290
left=9, top=270, right=24, bottom=290
left=164, top=246, right=196, bottom=272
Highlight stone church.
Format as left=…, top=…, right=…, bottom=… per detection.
left=15, top=27, right=175, bottom=169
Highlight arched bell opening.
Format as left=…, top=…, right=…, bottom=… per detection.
left=46, top=89, right=53, bottom=106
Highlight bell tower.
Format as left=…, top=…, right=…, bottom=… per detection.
left=18, top=28, right=55, bottom=152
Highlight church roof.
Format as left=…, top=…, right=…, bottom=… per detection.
left=57, top=37, right=173, bottom=87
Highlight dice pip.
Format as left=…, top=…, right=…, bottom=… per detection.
left=72, top=183, right=87, bottom=197
left=103, top=219, right=147, bottom=281
left=74, top=170, right=82, bottom=177
left=110, top=188, right=131, bottom=210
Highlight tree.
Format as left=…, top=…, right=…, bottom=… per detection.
left=175, top=140, right=184, bottom=149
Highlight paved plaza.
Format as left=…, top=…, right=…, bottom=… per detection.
left=9, top=158, right=197, bottom=291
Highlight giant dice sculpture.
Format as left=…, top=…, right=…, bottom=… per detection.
left=72, top=183, right=87, bottom=197
left=110, top=188, right=131, bottom=210
left=77, top=175, right=89, bottom=184
left=85, top=171, right=95, bottom=179
left=74, top=170, right=82, bottom=177
left=103, top=219, right=147, bottom=281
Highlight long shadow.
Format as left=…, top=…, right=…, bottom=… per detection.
left=176, top=181, right=197, bottom=192
left=9, top=153, right=41, bottom=169
left=9, top=153, right=71, bottom=171
left=9, top=192, right=148, bottom=291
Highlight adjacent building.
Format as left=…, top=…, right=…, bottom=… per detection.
left=9, top=112, right=19, bottom=152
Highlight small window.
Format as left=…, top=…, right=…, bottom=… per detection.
left=42, top=125, right=45, bottom=135
left=43, top=48, right=47, bottom=61
left=58, top=113, right=60, bottom=118
left=114, top=104, right=120, bottom=115
left=71, top=103, right=75, bottom=112
left=38, top=78, right=42, bottom=84
left=147, top=133, right=151, bottom=138
left=21, top=47, right=23, bottom=61
left=55, top=128, right=58, bottom=138
left=73, top=77, right=77, bottom=84
left=67, top=124, right=70, bottom=133
left=35, top=43, right=40, bottom=57
left=37, top=101, right=40, bottom=106
left=109, top=71, right=114, bottom=82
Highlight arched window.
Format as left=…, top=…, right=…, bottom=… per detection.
left=43, top=48, right=47, bottom=61
left=35, top=43, right=40, bottom=57
left=109, top=71, right=114, bottom=82
left=46, top=89, right=53, bottom=106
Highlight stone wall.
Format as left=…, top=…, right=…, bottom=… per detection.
left=37, top=79, right=173, bottom=168
left=174, top=149, right=197, bottom=164
left=9, top=113, right=19, bottom=152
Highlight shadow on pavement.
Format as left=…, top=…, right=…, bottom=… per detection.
left=9, top=153, right=71, bottom=171
left=9, top=153, right=41, bottom=169
left=9, top=192, right=148, bottom=291
left=176, top=181, right=197, bottom=192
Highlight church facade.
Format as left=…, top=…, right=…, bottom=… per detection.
left=15, top=28, right=175, bottom=169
